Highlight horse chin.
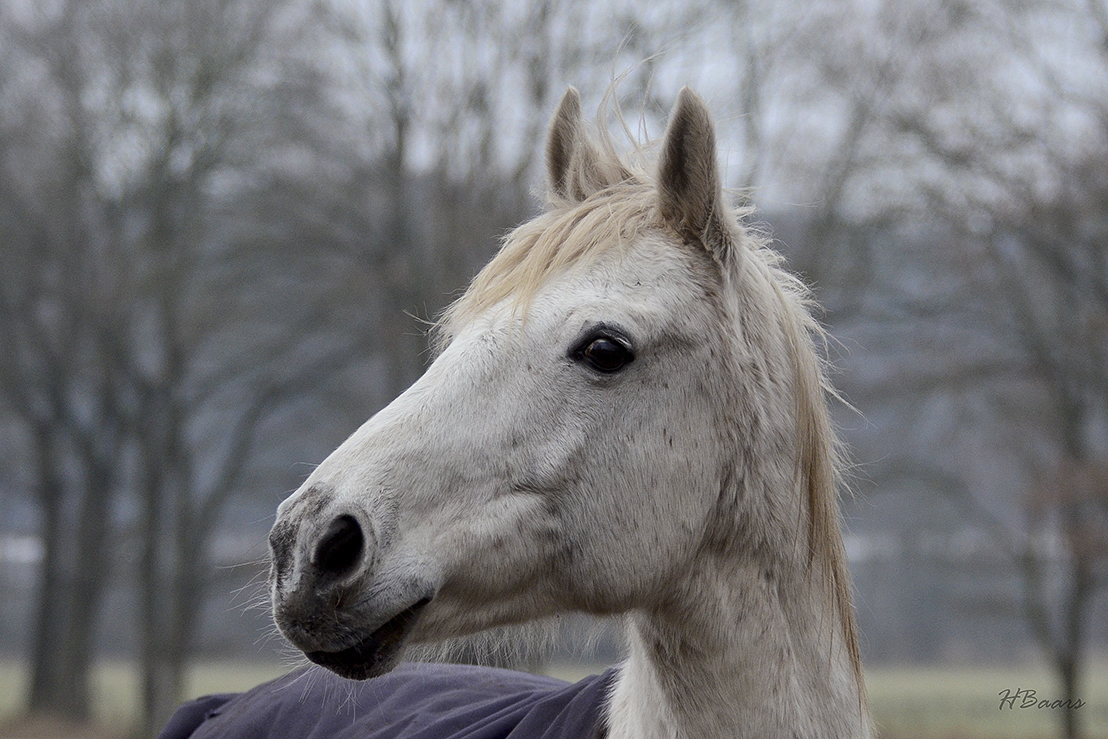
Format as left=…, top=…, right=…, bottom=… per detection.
left=305, top=597, right=431, bottom=680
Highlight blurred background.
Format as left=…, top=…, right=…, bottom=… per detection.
left=0, top=0, right=1106, bottom=737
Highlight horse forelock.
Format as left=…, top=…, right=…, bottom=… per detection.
left=431, top=178, right=657, bottom=354
left=433, top=98, right=664, bottom=354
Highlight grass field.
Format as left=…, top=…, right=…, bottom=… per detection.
left=1, top=659, right=1106, bottom=738
left=0, top=660, right=293, bottom=735
left=863, top=662, right=1108, bottom=739
left=540, top=661, right=1108, bottom=739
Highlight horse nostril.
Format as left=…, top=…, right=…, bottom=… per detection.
left=313, top=514, right=365, bottom=577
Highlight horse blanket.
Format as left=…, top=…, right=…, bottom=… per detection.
left=157, top=663, right=615, bottom=739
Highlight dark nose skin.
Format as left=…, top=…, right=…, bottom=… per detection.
left=312, top=514, right=365, bottom=578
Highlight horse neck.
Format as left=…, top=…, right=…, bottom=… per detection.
left=605, top=550, right=870, bottom=739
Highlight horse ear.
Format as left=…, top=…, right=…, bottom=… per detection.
left=546, top=87, right=603, bottom=203
left=658, top=87, right=734, bottom=267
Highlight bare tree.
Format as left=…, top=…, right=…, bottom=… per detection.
left=788, top=2, right=1108, bottom=737
left=308, top=0, right=654, bottom=399
left=0, top=0, right=381, bottom=731
left=0, top=1, right=134, bottom=718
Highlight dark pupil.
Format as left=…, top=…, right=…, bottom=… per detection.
left=584, top=338, right=629, bottom=372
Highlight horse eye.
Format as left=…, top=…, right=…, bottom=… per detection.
left=578, top=337, right=633, bottom=373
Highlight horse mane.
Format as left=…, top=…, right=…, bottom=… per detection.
left=780, top=275, right=865, bottom=698
left=431, top=108, right=863, bottom=695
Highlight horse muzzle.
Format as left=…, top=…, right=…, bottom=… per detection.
left=268, top=490, right=436, bottom=680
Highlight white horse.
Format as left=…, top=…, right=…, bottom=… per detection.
left=268, top=87, right=872, bottom=739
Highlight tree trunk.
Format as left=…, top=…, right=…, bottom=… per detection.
left=141, top=494, right=208, bottom=737
left=26, top=443, right=115, bottom=722
left=1058, top=653, right=1080, bottom=739
left=25, top=424, right=102, bottom=721
left=136, top=391, right=192, bottom=738
left=137, top=464, right=169, bottom=739
left=57, top=457, right=116, bottom=721
left=161, top=542, right=209, bottom=734
left=1056, top=555, right=1092, bottom=739
left=26, top=428, right=71, bottom=716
